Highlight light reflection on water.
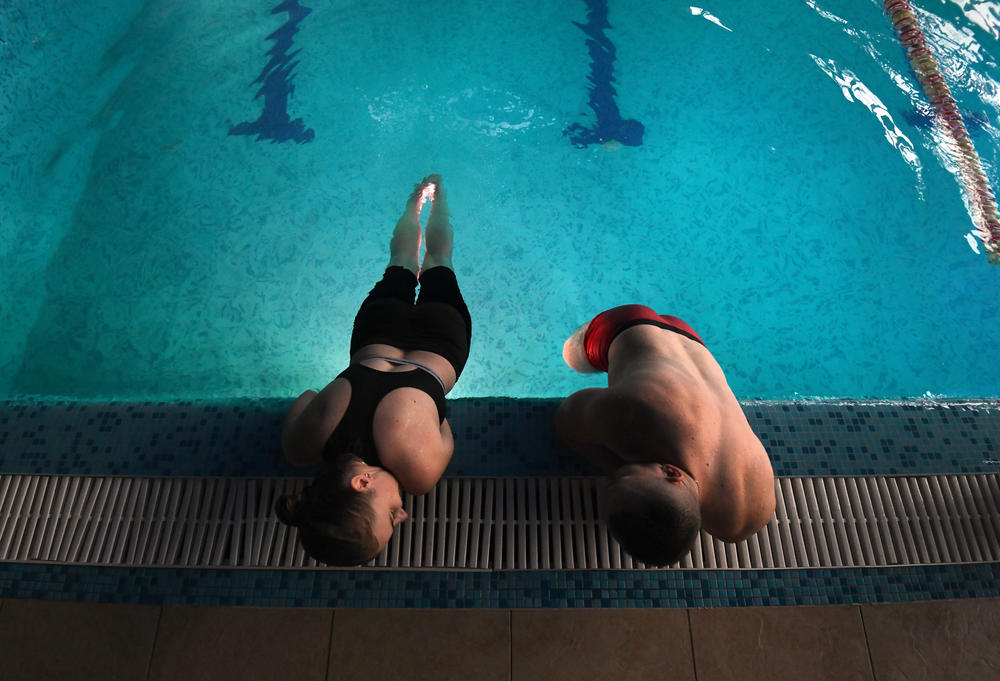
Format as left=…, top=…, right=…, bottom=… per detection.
left=810, top=53, right=924, bottom=190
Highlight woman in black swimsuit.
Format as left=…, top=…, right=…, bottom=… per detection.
left=276, top=175, right=472, bottom=565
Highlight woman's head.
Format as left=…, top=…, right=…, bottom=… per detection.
left=275, top=454, right=408, bottom=566
left=603, top=462, right=702, bottom=567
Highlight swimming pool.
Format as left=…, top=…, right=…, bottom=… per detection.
left=2, top=0, right=999, bottom=401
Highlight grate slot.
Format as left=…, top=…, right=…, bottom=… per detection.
left=569, top=479, right=589, bottom=569
left=860, top=477, right=893, bottom=564
left=481, top=479, right=495, bottom=569
left=29, top=476, right=60, bottom=561
left=902, top=477, right=940, bottom=563
left=82, top=478, right=115, bottom=563
left=455, top=479, right=471, bottom=567
left=60, top=477, right=96, bottom=563
left=492, top=479, right=504, bottom=569
left=845, top=478, right=876, bottom=565
left=53, top=477, right=85, bottom=562
left=886, top=477, right=923, bottom=563
left=142, top=478, right=167, bottom=565
left=502, top=479, right=514, bottom=570
left=831, top=478, right=860, bottom=565
left=35, top=476, right=69, bottom=561
left=791, top=478, right=816, bottom=566
left=974, top=475, right=1000, bottom=556
left=808, top=478, right=838, bottom=566
left=771, top=480, right=792, bottom=567
left=722, top=535, right=737, bottom=569
left=950, top=476, right=985, bottom=562
left=757, top=522, right=776, bottom=568
left=445, top=479, right=460, bottom=567
left=961, top=476, right=997, bottom=560
left=101, top=478, right=132, bottom=564
left=0, top=476, right=21, bottom=559
left=930, top=476, right=969, bottom=562
left=876, top=477, right=908, bottom=564
left=232, top=482, right=248, bottom=566
left=431, top=482, right=445, bottom=567
left=524, top=479, right=539, bottom=570
left=468, top=478, right=484, bottom=568
left=549, top=480, right=563, bottom=569
left=412, top=488, right=427, bottom=568
left=919, top=477, right=955, bottom=563
left=558, top=479, right=572, bottom=569
left=16, top=476, right=48, bottom=561
left=539, top=479, right=554, bottom=569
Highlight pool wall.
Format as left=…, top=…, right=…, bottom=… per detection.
left=1, top=397, right=998, bottom=607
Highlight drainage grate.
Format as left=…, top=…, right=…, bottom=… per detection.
left=0, top=474, right=998, bottom=569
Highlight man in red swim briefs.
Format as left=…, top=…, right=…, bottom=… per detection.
left=556, top=305, right=776, bottom=566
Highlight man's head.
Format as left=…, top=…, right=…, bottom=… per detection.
left=603, top=463, right=701, bottom=567
left=275, top=454, right=408, bottom=566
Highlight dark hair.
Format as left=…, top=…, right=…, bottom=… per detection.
left=604, top=479, right=701, bottom=567
left=274, top=453, right=379, bottom=566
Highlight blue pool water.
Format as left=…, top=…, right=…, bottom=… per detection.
left=2, top=0, right=999, bottom=401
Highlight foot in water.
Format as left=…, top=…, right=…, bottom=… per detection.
left=406, top=174, right=442, bottom=216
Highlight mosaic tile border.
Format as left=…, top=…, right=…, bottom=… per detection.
left=1, top=563, right=997, bottom=608
left=1, top=399, right=998, bottom=477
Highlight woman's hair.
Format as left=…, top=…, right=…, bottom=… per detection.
left=274, top=451, right=379, bottom=566
left=604, top=478, right=701, bottom=567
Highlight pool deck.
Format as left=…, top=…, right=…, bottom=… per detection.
left=1, top=397, right=999, bottom=678
left=1, top=598, right=998, bottom=680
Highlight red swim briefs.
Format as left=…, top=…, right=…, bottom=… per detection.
left=582, top=304, right=705, bottom=372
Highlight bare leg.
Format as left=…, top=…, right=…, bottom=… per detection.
left=562, top=322, right=603, bottom=373
left=388, top=180, right=431, bottom=276
left=420, top=173, right=454, bottom=272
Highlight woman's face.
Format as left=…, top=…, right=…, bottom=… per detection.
left=364, top=469, right=409, bottom=549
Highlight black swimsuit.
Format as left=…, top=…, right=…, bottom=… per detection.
left=322, top=265, right=470, bottom=467
left=322, top=364, right=447, bottom=467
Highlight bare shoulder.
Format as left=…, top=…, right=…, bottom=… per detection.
left=741, top=442, right=778, bottom=539
left=378, top=416, right=454, bottom=495
left=374, top=393, right=454, bottom=494
left=554, top=388, right=625, bottom=473
left=702, top=436, right=776, bottom=542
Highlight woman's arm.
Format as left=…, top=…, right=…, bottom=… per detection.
left=281, top=389, right=324, bottom=466
left=379, top=418, right=454, bottom=495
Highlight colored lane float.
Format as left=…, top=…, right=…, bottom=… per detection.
left=885, top=0, right=1000, bottom=264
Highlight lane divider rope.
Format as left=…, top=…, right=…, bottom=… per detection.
left=885, top=0, right=1000, bottom=264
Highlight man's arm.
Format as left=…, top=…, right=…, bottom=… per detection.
left=701, top=445, right=777, bottom=542
left=554, top=388, right=622, bottom=474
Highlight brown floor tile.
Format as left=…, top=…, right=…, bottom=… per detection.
left=690, top=605, right=874, bottom=681
left=862, top=598, right=1000, bottom=681
left=329, top=609, right=509, bottom=681
left=512, top=609, right=694, bottom=681
left=148, top=605, right=332, bottom=681
left=0, top=598, right=159, bottom=681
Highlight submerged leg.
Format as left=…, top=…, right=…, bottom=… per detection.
left=420, top=173, right=453, bottom=272
left=388, top=180, right=430, bottom=275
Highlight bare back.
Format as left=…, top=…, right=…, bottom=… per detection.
left=555, top=325, right=775, bottom=541
left=280, top=347, right=456, bottom=494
